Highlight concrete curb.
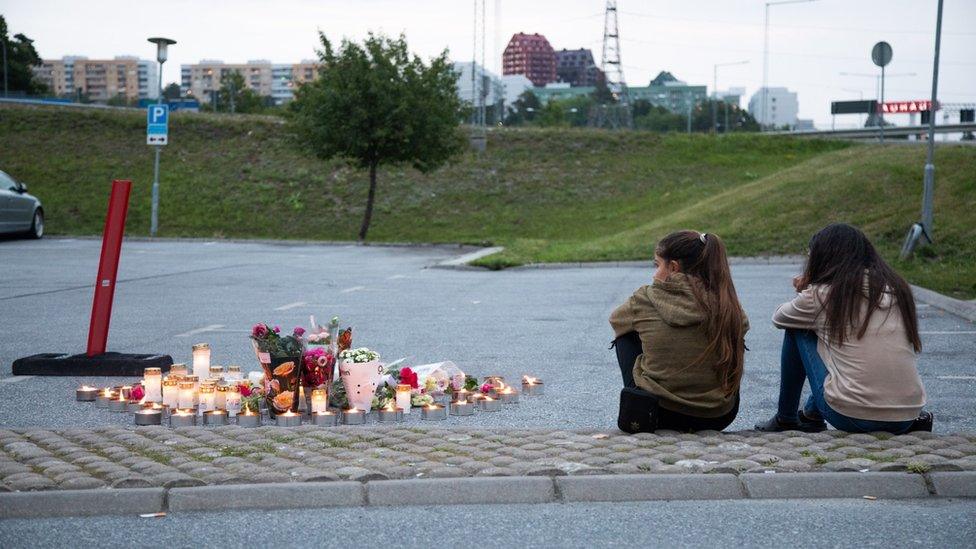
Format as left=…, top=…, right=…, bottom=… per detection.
left=556, top=474, right=744, bottom=501
left=168, top=482, right=365, bottom=512
left=432, top=246, right=505, bottom=270
left=1, top=472, right=973, bottom=519
left=741, top=472, right=930, bottom=499
left=912, top=285, right=976, bottom=322
left=0, top=487, right=165, bottom=519
left=511, top=256, right=805, bottom=270
left=366, top=476, right=555, bottom=506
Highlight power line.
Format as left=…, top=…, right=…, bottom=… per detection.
left=619, top=10, right=976, bottom=36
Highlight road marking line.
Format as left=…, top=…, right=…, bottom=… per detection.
left=341, top=286, right=366, bottom=293
left=387, top=275, right=407, bottom=280
left=0, top=376, right=34, bottom=384
left=274, top=301, right=307, bottom=311
left=175, top=324, right=225, bottom=338
left=920, top=331, right=976, bottom=335
left=936, top=376, right=976, bottom=380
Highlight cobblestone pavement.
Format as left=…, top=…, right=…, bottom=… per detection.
left=2, top=426, right=974, bottom=492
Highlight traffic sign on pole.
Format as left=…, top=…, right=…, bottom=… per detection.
left=146, top=104, right=169, bottom=145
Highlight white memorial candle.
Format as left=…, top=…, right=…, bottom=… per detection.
left=225, top=385, right=242, bottom=417
left=198, top=385, right=215, bottom=416
left=311, top=388, right=328, bottom=414
left=191, top=343, right=211, bottom=379
left=162, top=377, right=179, bottom=409
left=396, top=384, right=412, bottom=414
left=178, top=380, right=196, bottom=410
left=215, top=384, right=228, bottom=410
left=143, top=367, right=162, bottom=402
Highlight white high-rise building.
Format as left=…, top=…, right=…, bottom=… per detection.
left=453, top=61, right=504, bottom=108
left=749, top=87, right=799, bottom=129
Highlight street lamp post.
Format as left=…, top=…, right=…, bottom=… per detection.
left=901, top=0, right=944, bottom=258
left=147, top=37, right=176, bottom=238
left=1, top=37, right=7, bottom=98
left=762, top=0, right=816, bottom=131
left=713, top=60, right=749, bottom=133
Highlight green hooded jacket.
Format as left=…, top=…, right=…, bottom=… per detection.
left=609, top=272, right=748, bottom=417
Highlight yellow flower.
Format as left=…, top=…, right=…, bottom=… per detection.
left=273, top=361, right=295, bottom=377
left=272, top=391, right=294, bottom=411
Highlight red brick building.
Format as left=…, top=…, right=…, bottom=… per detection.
left=502, top=33, right=556, bottom=87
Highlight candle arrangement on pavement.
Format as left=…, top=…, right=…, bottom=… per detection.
left=70, top=333, right=545, bottom=429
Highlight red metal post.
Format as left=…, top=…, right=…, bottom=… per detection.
left=86, top=180, right=132, bottom=356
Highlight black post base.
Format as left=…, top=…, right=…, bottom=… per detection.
left=12, top=353, right=174, bottom=376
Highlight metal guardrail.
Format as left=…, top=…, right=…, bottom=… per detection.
left=0, top=97, right=144, bottom=112
left=771, top=123, right=976, bottom=139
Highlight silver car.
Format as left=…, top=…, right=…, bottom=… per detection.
left=0, top=169, right=44, bottom=238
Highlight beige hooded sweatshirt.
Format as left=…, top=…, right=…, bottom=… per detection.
left=772, top=283, right=925, bottom=422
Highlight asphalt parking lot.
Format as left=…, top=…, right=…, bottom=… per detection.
left=1, top=238, right=973, bottom=432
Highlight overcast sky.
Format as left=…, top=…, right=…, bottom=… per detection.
left=3, top=0, right=973, bottom=127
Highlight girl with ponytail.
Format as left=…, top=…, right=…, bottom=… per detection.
left=610, top=230, right=749, bottom=432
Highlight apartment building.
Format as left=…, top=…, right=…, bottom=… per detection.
left=34, top=56, right=158, bottom=101
left=555, top=48, right=603, bottom=87
left=748, top=86, right=799, bottom=129
left=180, top=59, right=320, bottom=105
left=502, top=33, right=556, bottom=87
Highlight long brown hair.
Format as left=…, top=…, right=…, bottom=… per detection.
left=803, top=223, right=921, bottom=351
left=656, top=230, right=746, bottom=395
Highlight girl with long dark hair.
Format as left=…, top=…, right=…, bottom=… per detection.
left=757, top=223, right=931, bottom=434
left=610, top=230, right=749, bottom=431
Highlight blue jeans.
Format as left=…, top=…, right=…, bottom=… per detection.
left=777, top=329, right=914, bottom=434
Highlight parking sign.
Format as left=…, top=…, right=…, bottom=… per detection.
left=146, top=104, right=169, bottom=145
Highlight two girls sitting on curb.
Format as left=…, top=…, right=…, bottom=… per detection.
left=610, top=223, right=931, bottom=435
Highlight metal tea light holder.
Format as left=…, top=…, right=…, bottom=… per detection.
left=169, top=410, right=196, bottom=427
left=341, top=409, right=366, bottom=425
left=76, top=386, right=98, bottom=401
left=276, top=412, right=302, bottom=427
left=478, top=397, right=502, bottom=412
left=127, top=400, right=146, bottom=413
left=421, top=405, right=447, bottom=421
left=203, top=410, right=229, bottom=426
left=96, top=390, right=116, bottom=408
left=450, top=400, right=474, bottom=416
left=377, top=406, right=404, bottom=423
left=521, top=378, right=544, bottom=396
left=237, top=411, right=261, bottom=428
left=109, top=397, right=129, bottom=413
left=311, top=411, right=338, bottom=426
left=134, top=409, right=162, bottom=426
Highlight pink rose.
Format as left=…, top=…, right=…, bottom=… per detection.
left=273, top=326, right=281, bottom=333
left=130, top=385, right=145, bottom=401
left=252, top=324, right=268, bottom=339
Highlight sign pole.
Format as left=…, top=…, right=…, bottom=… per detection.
left=150, top=145, right=161, bottom=236
left=921, top=0, right=943, bottom=237
left=880, top=64, right=885, bottom=144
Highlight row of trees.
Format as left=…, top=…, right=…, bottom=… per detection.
left=504, top=90, right=759, bottom=132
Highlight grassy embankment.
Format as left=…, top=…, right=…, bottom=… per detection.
left=1, top=103, right=973, bottom=298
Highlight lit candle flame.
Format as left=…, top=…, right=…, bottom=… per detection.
left=281, top=411, right=296, bottom=417
left=385, top=402, right=395, bottom=411
left=523, top=376, right=539, bottom=385
left=484, top=396, right=494, bottom=401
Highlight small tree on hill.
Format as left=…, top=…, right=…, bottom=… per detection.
left=216, top=71, right=266, bottom=113
left=289, top=32, right=463, bottom=241
left=163, top=83, right=182, bottom=100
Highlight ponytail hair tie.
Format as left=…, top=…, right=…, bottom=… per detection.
left=700, top=232, right=707, bottom=244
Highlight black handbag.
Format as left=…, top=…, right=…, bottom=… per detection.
left=617, top=387, right=659, bottom=433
